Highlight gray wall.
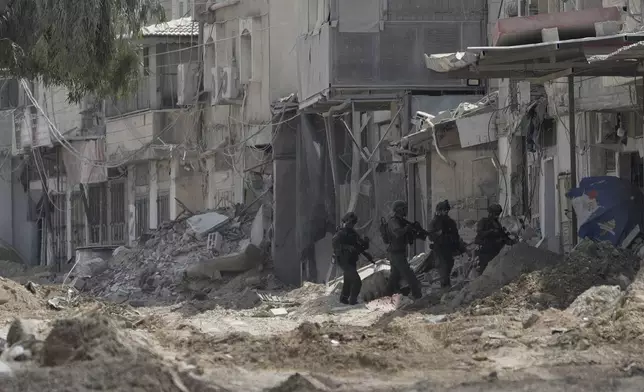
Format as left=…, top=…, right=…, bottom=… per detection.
left=297, top=0, right=487, bottom=104
left=330, top=0, right=486, bottom=87
left=268, top=0, right=301, bottom=102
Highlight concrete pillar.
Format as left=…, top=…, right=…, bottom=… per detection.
left=149, top=160, right=158, bottom=229
left=65, top=187, right=72, bottom=260
left=148, top=45, right=159, bottom=110
left=83, top=185, right=90, bottom=245
left=127, top=164, right=136, bottom=245
left=206, top=156, right=216, bottom=209
left=272, top=115, right=299, bottom=286
left=169, top=158, right=178, bottom=220
left=233, top=156, right=245, bottom=205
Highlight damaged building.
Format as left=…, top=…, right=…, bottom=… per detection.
left=426, top=0, right=644, bottom=254
left=9, top=0, right=643, bottom=288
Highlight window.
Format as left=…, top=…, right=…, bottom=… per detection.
left=605, top=150, right=617, bottom=173
left=143, top=48, right=150, bottom=76
left=179, top=1, right=185, bottom=17
left=135, top=196, right=150, bottom=237
left=240, top=30, right=252, bottom=83
left=157, top=192, right=170, bottom=224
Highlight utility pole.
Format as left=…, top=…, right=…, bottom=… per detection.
left=567, top=75, right=577, bottom=246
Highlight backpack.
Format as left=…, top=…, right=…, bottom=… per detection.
left=379, top=217, right=390, bottom=244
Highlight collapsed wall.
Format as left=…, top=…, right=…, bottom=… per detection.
left=79, top=206, right=272, bottom=305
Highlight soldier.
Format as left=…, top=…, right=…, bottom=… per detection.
left=474, top=203, right=515, bottom=274
left=384, top=200, right=425, bottom=300
left=427, top=200, right=468, bottom=288
left=332, top=212, right=374, bottom=305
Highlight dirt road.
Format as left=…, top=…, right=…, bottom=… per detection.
left=0, top=271, right=643, bottom=391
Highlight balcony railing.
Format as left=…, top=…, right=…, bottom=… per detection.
left=105, top=77, right=151, bottom=117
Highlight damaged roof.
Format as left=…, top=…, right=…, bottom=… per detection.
left=142, top=17, right=198, bottom=37
left=425, top=32, right=644, bottom=80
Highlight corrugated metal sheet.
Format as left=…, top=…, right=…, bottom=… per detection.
left=587, top=40, right=644, bottom=63
left=425, top=32, right=644, bottom=78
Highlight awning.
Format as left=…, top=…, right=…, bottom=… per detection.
left=425, top=33, right=644, bottom=80
left=587, top=40, right=644, bottom=63
left=399, top=93, right=500, bottom=153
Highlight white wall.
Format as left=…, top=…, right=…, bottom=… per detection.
left=105, top=112, right=154, bottom=159
left=203, top=0, right=271, bottom=123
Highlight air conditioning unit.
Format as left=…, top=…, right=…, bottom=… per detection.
left=177, top=63, right=200, bottom=105
left=212, top=66, right=239, bottom=104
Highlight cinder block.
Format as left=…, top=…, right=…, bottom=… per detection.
left=541, top=27, right=560, bottom=43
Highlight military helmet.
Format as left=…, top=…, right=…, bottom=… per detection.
left=488, top=203, right=503, bottom=215
left=436, top=200, right=451, bottom=212
left=392, top=200, right=407, bottom=212
left=342, top=212, right=358, bottom=224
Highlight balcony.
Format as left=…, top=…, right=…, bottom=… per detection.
left=105, top=109, right=199, bottom=162
left=105, top=77, right=151, bottom=118
left=296, top=0, right=486, bottom=109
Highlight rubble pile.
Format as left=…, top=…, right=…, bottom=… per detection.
left=175, top=321, right=418, bottom=373
left=0, top=278, right=46, bottom=318
left=85, top=207, right=267, bottom=305
left=450, top=242, right=563, bottom=309
left=579, top=268, right=644, bottom=342
left=475, top=240, right=640, bottom=311
left=0, top=316, right=218, bottom=392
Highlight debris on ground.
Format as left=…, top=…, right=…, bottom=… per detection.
left=2, top=355, right=225, bottom=392
left=474, top=240, right=640, bottom=311
left=266, top=373, right=328, bottom=392
left=84, top=206, right=271, bottom=305
left=566, top=285, right=624, bottom=319
left=0, top=278, right=46, bottom=317
left=186, top=211, right=230, bottom=238
left=451, top=242, right=563, bottom=309
left=583, top=268, right=644, bottom=342
left=42, top=316, right=152, bottom=366
left=166, top=321, right=419, bottom=373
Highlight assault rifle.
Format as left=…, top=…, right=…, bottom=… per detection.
left=400, top=217, right=430, bottom=240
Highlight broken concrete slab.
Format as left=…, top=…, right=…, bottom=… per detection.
left=72, top=257, right=109, bottom=279
left=185, top=242, right=263, bottom=277
left=207, top=232, right=224, bottom=252
left=186, top=211, right=229, bottom=238
left=566, top=285, right=624, bottom=319
left=250, top=205, right=265, bottom=246
left=270, top=308, right=288, bottom=316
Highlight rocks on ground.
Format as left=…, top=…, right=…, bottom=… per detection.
left=450, top=242, right=563, bottom=309
left=472, top=240, right=640, bottom=311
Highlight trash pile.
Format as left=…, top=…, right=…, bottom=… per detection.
left=474, top=240, right=641, bottom=311
left=83, top=206, right=270, bottom=305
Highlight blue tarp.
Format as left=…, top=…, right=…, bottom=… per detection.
left=566, top=176, right=644, bottom=246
